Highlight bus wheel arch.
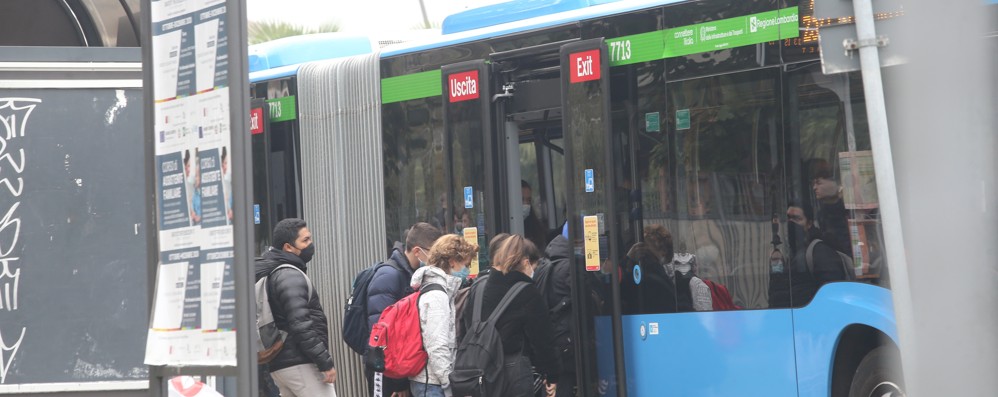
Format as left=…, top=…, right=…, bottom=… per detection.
left=831, top=324, right=903, bottom=397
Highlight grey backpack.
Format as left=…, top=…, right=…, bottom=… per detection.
left=450, top=279, right=528, bottom=397
left=805, top=239, right=856, bottom=281
left=255, top=264, right=312, bottom=363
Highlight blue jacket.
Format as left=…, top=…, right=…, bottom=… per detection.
left=365, top=248, right=415, bottom=329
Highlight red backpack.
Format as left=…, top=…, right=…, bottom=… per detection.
left=366, top=283, right=444, bottom=379
left=703, top=279, right=740, bottom=311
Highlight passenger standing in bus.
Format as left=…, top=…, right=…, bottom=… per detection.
left=521, top=181, right=549, bottom=253
left=366, top=223, right=443, bottom=397
left=459, top=235, right=560, bottom=396
left=772, top=203, right=848, bottom=307
left=409, top=235, right=478, bottom=397
left=811, top=163, right=852, bottom=257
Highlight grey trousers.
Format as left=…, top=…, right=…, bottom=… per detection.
left=270, top=363, right=338, bottom=397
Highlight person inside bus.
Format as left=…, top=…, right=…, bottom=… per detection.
left=770, top=202, right=849, bottom=307
left=409, top=234, right=478, bottom=397
left=622, top=225, right=679, bottom=314
left=459, top=235, right=560, bottom=396
left=807, top=159, right=852, bottom=257
left=671, top=252, right=713, bottom=312
left=521, top=180, right=549, bottom=253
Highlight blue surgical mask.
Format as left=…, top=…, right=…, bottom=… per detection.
left=452, top=266, right=470, bottom=281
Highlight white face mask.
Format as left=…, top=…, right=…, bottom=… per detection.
left=522, top=204, right=531, bottom=219
left=676, top=263, right=692, bottom=274
left=186, top=170, right=196, bottom=187
left=223, top=169, right=231, bottom=186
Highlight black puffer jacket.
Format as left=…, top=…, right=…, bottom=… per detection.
left=255, top=247, right=334, bottom=372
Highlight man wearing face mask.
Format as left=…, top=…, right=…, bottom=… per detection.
left=365, top=222, right=443, bottom=397
left=522, top=180, right=549, bottom=254
left=255, top=218, right=337, bottom=396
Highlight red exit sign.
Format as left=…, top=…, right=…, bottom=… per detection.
left=250, top=107, right=264, bottom=134
left=448, top=70, right=480, bottom=102
left=569, top=49, right=601, bottom=83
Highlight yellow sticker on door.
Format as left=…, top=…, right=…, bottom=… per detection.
left=583, top=216, right=600, bottom=272
left=463, top=227, right=480, bottom=276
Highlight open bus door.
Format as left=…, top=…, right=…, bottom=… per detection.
left=441, top=60, right=494, bottom=274
left=559, top=39, right=629, bottom=397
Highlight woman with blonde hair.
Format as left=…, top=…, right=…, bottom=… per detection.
left=458, top=235, right=560, bottom=397
left=409, top=234, right=478, bottom=397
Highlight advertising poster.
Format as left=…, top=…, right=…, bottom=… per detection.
left=145, top=0, right=236, bottom=366
left=839, top=150, right=879, bottom=210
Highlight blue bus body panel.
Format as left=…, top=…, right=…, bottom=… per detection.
left=608, top=310, right=799, bottom=397
left=248, top=33, right=373, bottom=82
left=792, top=283, right=897, bottom=397
left=383, top=0, right=683, bottom=57
left=443, top=0, right=601, bottom=34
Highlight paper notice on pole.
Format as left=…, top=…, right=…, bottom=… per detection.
left=463, top=227, right=480, bottom=276
left=584, top=216, right=600, bottom=272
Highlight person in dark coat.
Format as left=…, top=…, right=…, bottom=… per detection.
left=771, top=204, right=849, bottom=307
left=521, top=180, right=549, bottom=253
left=254, top=218, right=336, bottom=397
left=364, top=222, right=443, bottom=397
left=460, top=235, right=560, bottom=397
left=539, top=234, right=577, bottom=396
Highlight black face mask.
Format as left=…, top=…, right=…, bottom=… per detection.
left=298, top=242, right=315, bottom=264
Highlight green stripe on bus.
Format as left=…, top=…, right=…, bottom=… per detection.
left=381, top=70, right=442, bottom=104
left=608, top=6, right=800, bottom=67
left=381, top=7, right=800, bottom=95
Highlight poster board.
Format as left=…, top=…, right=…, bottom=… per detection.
left=144, top=0, right=238, bottom=367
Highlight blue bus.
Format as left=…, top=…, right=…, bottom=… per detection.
left=248, top=1, right=906, bottom=396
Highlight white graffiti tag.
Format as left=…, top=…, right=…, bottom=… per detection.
left=0, top=327, right=26, bottom=384
left=0, top=97, right=37, bottom=384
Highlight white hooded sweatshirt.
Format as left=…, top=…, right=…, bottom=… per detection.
left=409, top=265, right=462, bottom=395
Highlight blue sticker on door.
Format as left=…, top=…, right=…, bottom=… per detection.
left=584, top=169, right=594, bottom=193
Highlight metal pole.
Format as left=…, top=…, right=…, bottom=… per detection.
left=227, top=0, right=258, bottom=395
left=850, top=0, right=916, bottom=382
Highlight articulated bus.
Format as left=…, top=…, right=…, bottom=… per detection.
left=248, top=0, right=914, bottom=396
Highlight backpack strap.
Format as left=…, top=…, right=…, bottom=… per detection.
left=271, top=264, right=313, bottom=302
left=484, top=281, right=529, bottom=325
left=804, top=239, right=821, bottom=274
left=418, top=283, right=445, bottom=300
left=471, top=277, right=488, bottom=325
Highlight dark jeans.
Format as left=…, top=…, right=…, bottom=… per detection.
left=501, top=355, right=535, bottom=397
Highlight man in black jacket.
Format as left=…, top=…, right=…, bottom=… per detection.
left=256, top=218, right=337, bottom=397
left=365, top=222, right=442, bottom=397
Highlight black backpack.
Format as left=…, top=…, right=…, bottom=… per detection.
left=342, top=259, right=402, bottom=355
left=805, top=239, right=856, bottom=281
left=450, top=279, right=528, bottom=397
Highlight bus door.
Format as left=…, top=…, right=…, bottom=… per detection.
left=441, top=60, right=494, bottom=273
left=559, top=39, right=629, bottom=397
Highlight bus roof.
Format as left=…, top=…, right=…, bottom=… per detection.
left=249, top=33, right=374, bottom=82
left=381, top=0, right=682, bottom=58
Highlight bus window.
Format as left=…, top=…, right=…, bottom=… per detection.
left=624, top=67, right=785, bottom=313
left=382, top=97, right=449, bottom=244
left=783, top=63, right=890, bottom=308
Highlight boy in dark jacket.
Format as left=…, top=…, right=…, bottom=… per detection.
left=364, top=222, right=442, bottom=397
left=255, top=218, right=336, bottom=397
